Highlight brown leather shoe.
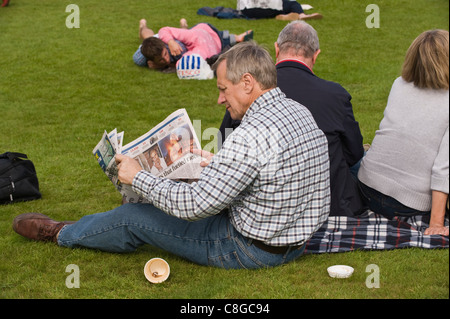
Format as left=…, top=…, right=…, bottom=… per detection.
left=12, top=213, right=71, bottom=243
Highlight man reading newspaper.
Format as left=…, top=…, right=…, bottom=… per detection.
left=13, top=42, right=330, bottom=269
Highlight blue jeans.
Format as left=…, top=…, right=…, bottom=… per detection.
left=350, top=153, right=429, bottom=219
left=358, top=182, right=429, bottom=219
left=57, top=203, right=305, bottom=269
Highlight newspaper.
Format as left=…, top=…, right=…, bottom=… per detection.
left=92, top=109, right=203, bottom=203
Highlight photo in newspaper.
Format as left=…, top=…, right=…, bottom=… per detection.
left=93, top=109, right=203, bottom=203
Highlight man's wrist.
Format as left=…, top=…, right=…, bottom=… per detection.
left=131, top=170, right=155, bottom=197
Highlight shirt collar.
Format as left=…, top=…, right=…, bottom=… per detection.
left=241, top=88, right=285, bottom=123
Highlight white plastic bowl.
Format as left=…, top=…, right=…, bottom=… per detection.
left=327, top=265, right=354, bottom=278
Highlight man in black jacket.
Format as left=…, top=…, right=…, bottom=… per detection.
left=219, top=21, right=366, bottom=216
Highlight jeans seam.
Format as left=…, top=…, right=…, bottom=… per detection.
left=234, top=237, right=264, bottom=268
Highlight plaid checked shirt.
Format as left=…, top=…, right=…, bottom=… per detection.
left=133, top=88, right=330, bottom=246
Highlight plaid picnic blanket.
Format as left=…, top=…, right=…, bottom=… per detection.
left=304, top=210, right=449, bottom=254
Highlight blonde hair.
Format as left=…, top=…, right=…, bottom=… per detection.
left=402, top=30, right=449, bottom=90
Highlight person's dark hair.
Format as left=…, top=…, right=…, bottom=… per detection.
left=140, top=37, right=167, bottom=69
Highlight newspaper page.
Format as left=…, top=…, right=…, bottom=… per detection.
left=93, top=109, right=203, bottom=203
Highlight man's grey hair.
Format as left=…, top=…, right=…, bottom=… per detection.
left=212, top=41, right=277, bottom=90
left=276, top=21, right=320, bottom=58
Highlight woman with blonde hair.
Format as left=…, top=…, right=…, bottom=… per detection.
left=357, top=30, right=449, bottom=236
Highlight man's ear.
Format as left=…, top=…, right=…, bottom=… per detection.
left=147, top=60, right=155, bottom=69
left=312, top=49, right=321, bottom=65
left=241, top=73, right=255, bottom=93
left=274, top=42, right=280, bottom=59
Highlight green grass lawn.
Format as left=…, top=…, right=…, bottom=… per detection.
left=1, top=0, right=448, bottom=300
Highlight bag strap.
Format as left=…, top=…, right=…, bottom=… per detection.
left=0, top=152, right=28, bottom=161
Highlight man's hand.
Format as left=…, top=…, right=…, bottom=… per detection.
left=168, top=39, right=183, bottom=56
left=116, top=154, right=143, bottom=185
left=192, top=149, right=214, bottom=167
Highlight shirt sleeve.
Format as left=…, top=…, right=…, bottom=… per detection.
left=431, top=125, right=449, bottom=194
left=158, top=27, right=194, bottom=48
left=131, top=131, right=260, bottom=221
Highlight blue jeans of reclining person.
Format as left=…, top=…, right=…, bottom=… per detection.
left=57, top=203, right=305, bottom=269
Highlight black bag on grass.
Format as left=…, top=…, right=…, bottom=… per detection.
left=0, top=152, right=42, bottom=204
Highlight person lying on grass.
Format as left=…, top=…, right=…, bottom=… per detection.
left=237, top=0, right=323, bottom=21
left=133, top=18, right=253, bottom=72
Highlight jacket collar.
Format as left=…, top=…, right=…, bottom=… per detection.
left=276, top=59, right=314, bottom=74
